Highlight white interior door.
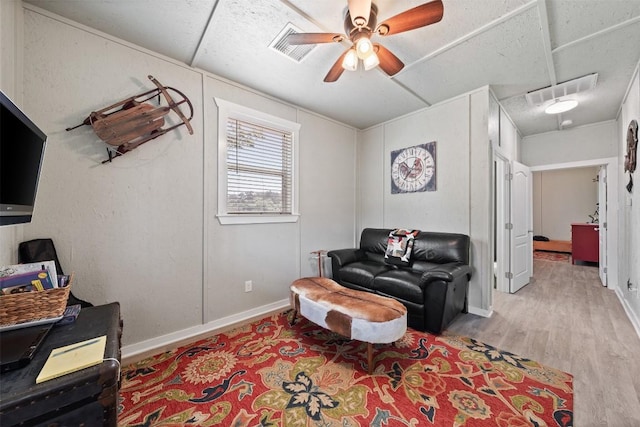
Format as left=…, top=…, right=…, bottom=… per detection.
left=598, top=166, right=607, bottom=286
left=495, top=155, right=510, bottom=293
left=510, top=161, right=532, bottom=293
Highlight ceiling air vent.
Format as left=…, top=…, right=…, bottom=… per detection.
left=525, top=73, right=598, bottom=106
left=270, top=23, right=316, bottom=63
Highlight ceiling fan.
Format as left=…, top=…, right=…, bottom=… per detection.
left=286, top=0, right=444, bottom=82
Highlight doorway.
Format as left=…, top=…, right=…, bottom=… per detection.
left=528, top=158, right=618, bottom=288
left=493, top=155, right=532, bottom=294
left=494, top=157, right=618, bottom=292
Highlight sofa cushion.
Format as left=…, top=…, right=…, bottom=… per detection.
left=373, top=269, right=424, bottom=305
left=339, top=261, right=393, bottom=288
left=412, top=232, right=470, bottom=264
left=359, top=228, right=392, bottom=255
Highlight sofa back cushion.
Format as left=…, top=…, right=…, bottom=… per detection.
left=359, top=228, right=393, bottom=264
left=359, top=228, right=470, bottom=268
left=412, top=232, right=470, bottom=265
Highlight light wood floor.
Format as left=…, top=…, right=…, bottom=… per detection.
left=447, top=258, right=640, bottom=427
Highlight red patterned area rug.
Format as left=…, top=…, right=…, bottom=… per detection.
left=118, top=311, right=573, bottom=426
left=534, top=250, right=571, bottom=262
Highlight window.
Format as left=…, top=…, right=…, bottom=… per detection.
left=215, top=98, right=300, bottom=224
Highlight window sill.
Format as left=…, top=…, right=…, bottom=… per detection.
left=217, top=214, right=300, bottom=225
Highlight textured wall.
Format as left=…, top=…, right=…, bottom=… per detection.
left=532, top=167, right=599, bottom=240
left=618, top=68, right=640, bottom=332
left=521, top=121, right=617, bottom=166
left=21, top=7, right=357, bottom=347
left=356, top=89, right=493, bottom=313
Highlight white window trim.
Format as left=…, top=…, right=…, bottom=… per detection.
left=215, top=98, right=300, bottom=225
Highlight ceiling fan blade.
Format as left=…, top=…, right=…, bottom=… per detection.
left=286, top=33, right=345, bottom=45
left=374, top=44, right=404, bottom=76
left=324, top=49, right=350, bottom=83
left=376, top=0, right=444, bottom=36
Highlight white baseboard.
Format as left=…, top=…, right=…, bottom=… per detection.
left=121, top=299, right=290, bottom=364
left=121, top=299, right=498, bottom=364
left=468, top=305, right=493, bottom=318
left=615, top=288, right=640, bottom=341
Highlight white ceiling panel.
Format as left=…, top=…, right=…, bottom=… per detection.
left=395, top=6, right=549, bottom=105
left=500, top=96, right=560, bottom=136
left=374, top=0, right=533, bottom=65
left=26, top=0, right=216, bottom=64
left=547, top=0, right=640, bottom=49
left=554, top=20, right=640, bottom=85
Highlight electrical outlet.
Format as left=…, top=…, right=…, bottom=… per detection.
left=244, top=280, right=253, bottom=292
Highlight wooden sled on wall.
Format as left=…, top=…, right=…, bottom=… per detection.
left=66, top=75, right=194, bottom=163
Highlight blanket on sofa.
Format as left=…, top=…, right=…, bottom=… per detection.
left=384, top=229, right=419, bottom=265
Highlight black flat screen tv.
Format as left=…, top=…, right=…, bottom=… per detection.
left=0, top=90, right=47, bottom=226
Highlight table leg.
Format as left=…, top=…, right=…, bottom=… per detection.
left=367, top=342, right=373, bottom=375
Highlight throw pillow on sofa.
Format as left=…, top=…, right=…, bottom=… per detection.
left=384, top=229, right=419, bottom=266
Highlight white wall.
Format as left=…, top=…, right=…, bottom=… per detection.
left=14, top=6, right=357, bottom=348
left=521, top=121, right=617, bottom=166
left=532, top=167, right=599, bottom=240
left=356, top=88, right=493, bottom=314
left=617, top=64, right=640, bottom=334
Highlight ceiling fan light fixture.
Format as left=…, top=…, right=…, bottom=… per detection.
left=342, top=48, right=358, bottom=71
left=545, top=99, right=578, bottom=114
left=355, top=37, right=373, bottom=59
left=363, top=51, right=380, bottom=70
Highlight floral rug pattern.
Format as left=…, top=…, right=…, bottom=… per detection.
left=119, top=310, right=573, bottom=426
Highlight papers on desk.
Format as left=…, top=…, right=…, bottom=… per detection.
left=36, top=335, right=106, bottom=383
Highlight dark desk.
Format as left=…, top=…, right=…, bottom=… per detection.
left=0, top=303, right=122, bottom=426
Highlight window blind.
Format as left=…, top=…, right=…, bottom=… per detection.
left=226, top=117, right=292, bottom=214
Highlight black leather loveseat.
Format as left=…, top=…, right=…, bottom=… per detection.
left=327, top=228, right=472, bottom=334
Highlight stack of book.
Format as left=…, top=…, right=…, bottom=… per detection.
left=0, top=261, right=69, bottom=296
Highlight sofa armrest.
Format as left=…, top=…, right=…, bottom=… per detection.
left=420, top=263, right=472, bottom=284
left=327, top=248, right=365, bottom=268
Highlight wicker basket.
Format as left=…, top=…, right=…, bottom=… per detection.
left=0, top=275, right=72, bottom=327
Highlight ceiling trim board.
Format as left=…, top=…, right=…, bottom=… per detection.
left=552, top=14, right=640, bottom=54
left=534, top=0, right=559, bottom=132
left=399, top=0, right=537, bottom=76
left=189, top=0, right=220, bottom=67
left=279, top=0, right=340, bottom=35
left=535, top=0, right=556, bottom=86
left=388, top=77, right=432, bottom=108
left=616, top=56, right=640, bottom=121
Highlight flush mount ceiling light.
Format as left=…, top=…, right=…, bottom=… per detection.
left=545, top=99, right=578, bottom=114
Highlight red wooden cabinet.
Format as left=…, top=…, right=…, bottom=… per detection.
left=571, top=223, right=599, bottom=264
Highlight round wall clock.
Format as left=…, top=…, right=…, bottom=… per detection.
left=390, top=142, right=436, bottom=194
